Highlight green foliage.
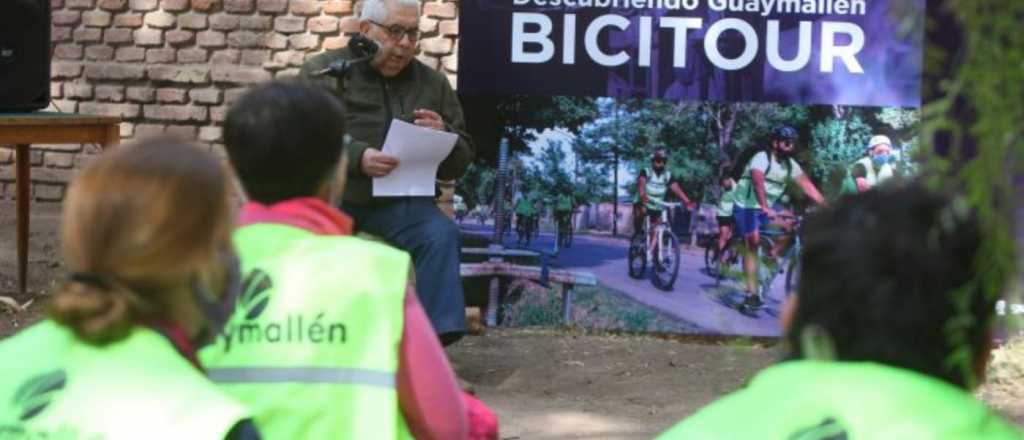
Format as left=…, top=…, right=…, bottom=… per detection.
left=876, top=108, right=920, bottom=130
left=501, top=289, right=563, bottom=327
left=809, top=111, right=873, bottom=197
left=497, top=96, right=600, bottom=156
left=920, top=0, right=1023, bottom=387
left=875, top=108, right=922, bottom=174
left=723, top=103, right=811, bottom=160
left=456, top=163, right=497, bottom=209
left=500, top=284, right=695, bottom=333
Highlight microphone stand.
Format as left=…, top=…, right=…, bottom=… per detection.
left=310, top=54, right=376, bottom=78
left=309, top=34, right=379, bottom=94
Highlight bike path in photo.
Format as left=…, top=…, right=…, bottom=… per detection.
left=459, top=223, right=785, bottom=337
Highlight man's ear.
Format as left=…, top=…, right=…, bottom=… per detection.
left=358, top=20, right=371, bottom=35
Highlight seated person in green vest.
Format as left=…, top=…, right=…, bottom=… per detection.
left=714, top=176, right=737, bottom=266
left=851, top=135, right=899, bottom=193
left=732, top=126, right=825, bottom=310
left=637, top=149, right=696, bottom=256
left=199, top=81, right=489, bottom=439
left=0, top=138, right=259, bottom=439
left=658, top=183, right=1021, bottom=439
left=514, top=192, right=536, bottom=242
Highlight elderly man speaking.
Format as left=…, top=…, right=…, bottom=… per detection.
left=300, top=0, right=475, bottom=345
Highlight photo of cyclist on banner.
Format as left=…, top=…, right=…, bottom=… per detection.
left=638, top=149, right=697, bottom=260
left=731, top=126, right=826, bottom=312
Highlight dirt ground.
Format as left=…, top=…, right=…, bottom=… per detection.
left=2, top=201, right=1023, bottom=439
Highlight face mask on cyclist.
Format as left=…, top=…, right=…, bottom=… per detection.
left=872, top=153, right=891, bottom=167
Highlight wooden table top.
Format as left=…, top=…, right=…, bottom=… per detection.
left=0, top=112, right=122, bottom=126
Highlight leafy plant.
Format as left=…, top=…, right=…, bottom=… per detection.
left=920, top=0, right=1023, bottom=388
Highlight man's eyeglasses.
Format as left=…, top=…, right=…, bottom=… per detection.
left=368, top=20, right=420, bottom=42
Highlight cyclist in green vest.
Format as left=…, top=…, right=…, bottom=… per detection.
left=846, top=135, right=899, bottom=194
left=201, top=81, right=496, bottom=439
left=659, top=183, right=1021, bottom=439
left=554, top=190, right=575, bottom=237
left=732, top=126, right=826, bottom=310
left=514, top=191, right=537, bottom=242
left=0, top=138, right=259, bottom=439
left=638, top=149, right=696, bottom=256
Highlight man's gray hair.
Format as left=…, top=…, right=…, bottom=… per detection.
left=360, top=0, right=421, bottom=22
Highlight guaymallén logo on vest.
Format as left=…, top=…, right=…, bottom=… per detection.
left=788, top=418, right=849, bottom=440
left=12, top=370, right=66, bottom=421
left=221, top=269, right=348, bottom=353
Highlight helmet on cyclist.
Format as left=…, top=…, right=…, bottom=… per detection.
left=653, top=149, right=668, bottom=160
left=772, top=126, right=799, bottom=142
left=771, top=126, right=799, bottom=158
left=867, top=135, right=892, bottom=153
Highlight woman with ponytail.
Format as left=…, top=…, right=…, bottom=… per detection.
left=0, top=137, right=261, bottom=440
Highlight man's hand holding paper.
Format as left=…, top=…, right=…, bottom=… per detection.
left=372, top=119, right=458, bottom=197
left=361, top=148, right=399, bottom=177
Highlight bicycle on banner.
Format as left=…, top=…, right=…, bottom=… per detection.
left=628, top=200, right=683, bottom=291
left=708, top=212, right=804, bottom=312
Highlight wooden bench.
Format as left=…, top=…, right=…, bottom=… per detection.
left=460, top=258, right=598, bottom=327
left=359, top=235, right=599, bottom=327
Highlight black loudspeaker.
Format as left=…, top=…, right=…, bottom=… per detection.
left=0, top=0, right=51, bottom=112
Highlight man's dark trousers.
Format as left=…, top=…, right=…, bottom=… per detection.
left=342, top=197, right=466, bottom=342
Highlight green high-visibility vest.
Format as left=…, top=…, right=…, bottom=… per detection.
left=659, top=360, right=1023, bottom=439
left=200, top=224, right=412, bottom=440
left=515, top=197, right=535, bottom=216
left=0, top=320, right=250, bottom=440
left=643, top=168, right=671, bottom=210
left=841, top=156, right=897, bottom=196
left=715, top=187, right=737, bottom=217
left=854, top=156, right=895, bottom=188
left=734, top=151, right=797, bottom=209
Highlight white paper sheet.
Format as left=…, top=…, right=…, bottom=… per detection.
left=372, top=119, right=458, bottom=197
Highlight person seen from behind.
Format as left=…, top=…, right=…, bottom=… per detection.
left=199, top=81, right=496, bottom=439
left=659, top=183, right=1021, bottom=438
left=0, top=138, right=260, bottom=439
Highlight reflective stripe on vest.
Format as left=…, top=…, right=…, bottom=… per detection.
left=0, top=321, right=249, bottom=440
left=201, top=223, right=412, bottom=440
left=209, top=367, right=395, bottom=388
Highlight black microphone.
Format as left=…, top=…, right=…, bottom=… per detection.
left=312, top=34, right=380, bottom=78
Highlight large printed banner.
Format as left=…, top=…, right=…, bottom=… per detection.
left=454, top=1, right=925, bottom=337
left=459, top=0, right=924, bottom=107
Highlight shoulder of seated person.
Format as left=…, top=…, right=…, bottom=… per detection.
left=408, top=58, right=449, bottom=85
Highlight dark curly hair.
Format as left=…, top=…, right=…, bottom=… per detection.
left=787, top=182, right=1001, bottom=388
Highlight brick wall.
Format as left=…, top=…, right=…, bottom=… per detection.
left=0, top=0, right=460, bottom=202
